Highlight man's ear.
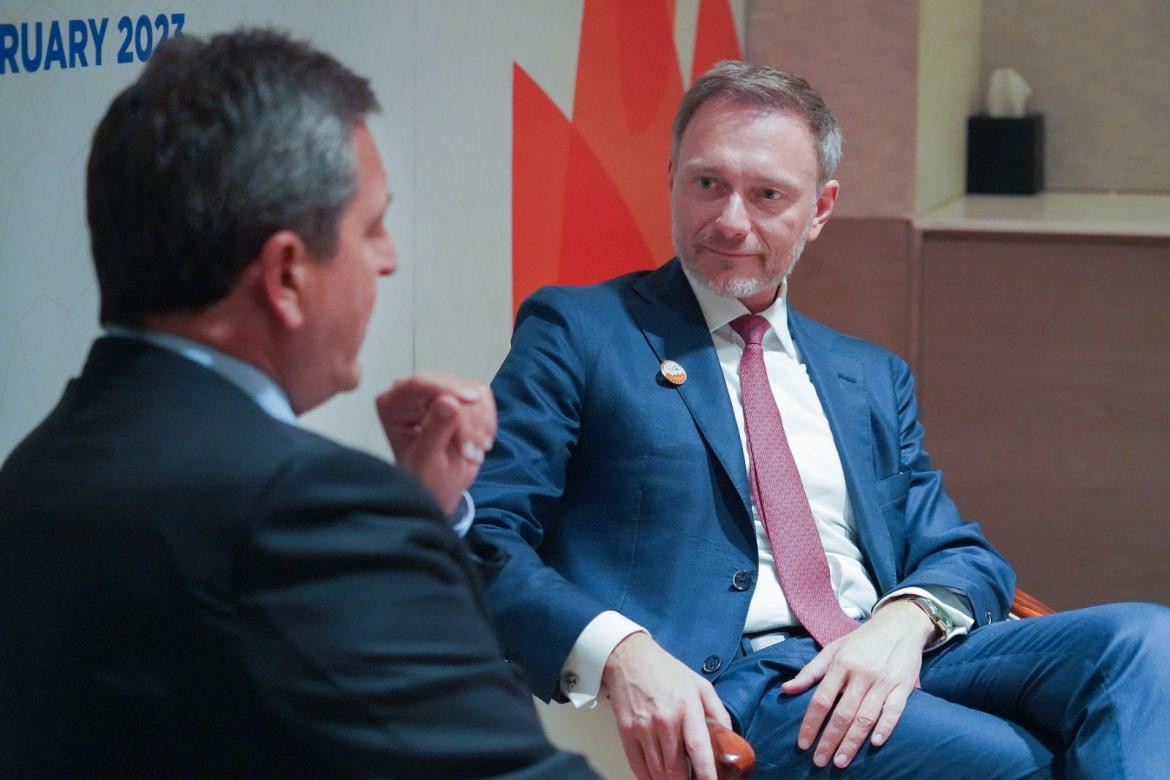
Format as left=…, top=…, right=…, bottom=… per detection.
left=255, top=230, right=313, bottom=331
left=806, top=179, right=840, bottom=242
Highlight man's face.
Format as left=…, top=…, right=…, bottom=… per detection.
left=669, top=98, right=837, bottom=312
left=297, top=123, right=396, bottom=410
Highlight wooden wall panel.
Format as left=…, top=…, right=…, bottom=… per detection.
left=788, top=217, right=914, bottom=361
left=918, top=234, right=1170, bottom=609
left=745, top=1, right=919, bottom=219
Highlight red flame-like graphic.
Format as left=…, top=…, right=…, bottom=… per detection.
left=512, top=0, right=741, bottom=315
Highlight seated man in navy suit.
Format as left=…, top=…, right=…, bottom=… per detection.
left=0, top=28, right=592, bottom=778
left=472, top=60, right=1170, bottom=779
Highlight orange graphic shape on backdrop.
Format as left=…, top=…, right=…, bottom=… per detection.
left=512, top=65, right=571, bottom=309
left=572, top=0, right=680, bottom=265
left=512, top=0, right=741, bottom=316
left=557, top=123, right=654, bottom=288
left=692, top=0, right=741, bottom=81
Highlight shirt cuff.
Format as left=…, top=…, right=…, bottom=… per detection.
left=875, top=585, right=974, bottom=652
left=450, top=491, right=474, bottom=537
left=560, top=611, right=647, bottom=708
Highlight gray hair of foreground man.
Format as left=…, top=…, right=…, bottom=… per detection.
left=86, top=28, right=379, bottom=326
left=672, top=60, right=842, bottom=187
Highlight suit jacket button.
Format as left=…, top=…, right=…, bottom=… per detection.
left=701, top=655, right=721, bottom=674
left=731, top=570, right=753, bottom=591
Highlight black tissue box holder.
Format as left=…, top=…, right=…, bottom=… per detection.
left=966, top=115, right=1045, bottom=195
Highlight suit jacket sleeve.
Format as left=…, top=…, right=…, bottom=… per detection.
left=882, top=350, right=1015, bottom=626
left=471, top=287, right=618, bottom=702
left=236, top=443, right=593, bottom=778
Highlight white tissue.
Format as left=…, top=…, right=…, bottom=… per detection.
left=986, top=68, right=1032, bottom=118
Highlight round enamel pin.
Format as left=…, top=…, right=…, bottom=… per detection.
left=659, top=359, right=687, bottom=386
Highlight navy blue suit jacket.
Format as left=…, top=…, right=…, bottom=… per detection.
left=472, top=259, right=1015, bottom=702
left=0, top=337, right=592, bottom=778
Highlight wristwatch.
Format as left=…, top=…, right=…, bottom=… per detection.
left=900, top=595, right=955, bottom=650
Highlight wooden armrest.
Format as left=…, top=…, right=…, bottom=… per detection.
left=1010, top=588, right=1055, bottom=619
left=708, top=719, right=755, bottom=779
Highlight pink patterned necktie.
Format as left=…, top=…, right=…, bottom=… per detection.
left=730, top=314, right=860, bottom=647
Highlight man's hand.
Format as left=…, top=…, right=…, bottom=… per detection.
left=602, top=632, right=732, bottom=780
left=375, top=373, right=496, bottom=515
left=780, top=601, right=935, bottom=769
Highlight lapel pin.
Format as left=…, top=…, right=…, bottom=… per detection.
left=660, top=359, right=687, bottom=386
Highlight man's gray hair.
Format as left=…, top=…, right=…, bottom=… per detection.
left=672, top=60, right=842, bottom=187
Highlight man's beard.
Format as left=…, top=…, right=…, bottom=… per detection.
left=676, top=217, right=812, bottom=302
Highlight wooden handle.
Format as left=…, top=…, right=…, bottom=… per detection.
left=707, top=719, right=755, bottom=778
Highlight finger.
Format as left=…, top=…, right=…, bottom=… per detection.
left=644, top=695, right=691, bottom=780
left=870, top=682, right=912, bottom=748
left=812, top=685, right=864, bottom=768
left=796, top=667, right=843, bottom=752
left=698, top=681, right=732, bottom=730
left=374, top=388, right=403, bottom=427
left=380, top=377, right=485, bottom=431
left=377, top=380, right=426, bottom=417
left=478, top=388, right=497, bottom=449
left=449, top=404, right=492, bottom=460
left=458, top=381, right=489, bottom=404
left=412, top=372, right=487, bottom=403
left=680, top=701, right=718, bottom=780
left=376, top=388, right=426, bottom=457
left=616, top=729, right=654, bottom=780
left=782, top=648, right=833, bottom=695
left=407, top=394, right=460, bottom=463
left=831, top=684, right=889, bottom=768
left=641, top=733, right=669, bottom=780
left=459, top=439, right=485, bottom=464
left=376, top=395, right=430, bottom=452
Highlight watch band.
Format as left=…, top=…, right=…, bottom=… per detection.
left=900, top=595, right=955, bottom=648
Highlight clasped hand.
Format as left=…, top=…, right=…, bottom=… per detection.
left=375, top=373, right=496, bottom=515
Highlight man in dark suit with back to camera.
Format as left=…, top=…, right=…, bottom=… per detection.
left=0, top=28, right=593, bottom=779
left=472, top=60, right=1170, bottom=779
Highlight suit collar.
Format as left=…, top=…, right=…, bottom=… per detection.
left=103, top=326, right=296, bottom=424
left=82, top=337, right=290, bottom=426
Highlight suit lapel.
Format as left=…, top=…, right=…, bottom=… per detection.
left=624, top=267, right=898, bottom=591
left=789, top=312, right=897, bottom=592
left=629, top=261, right=754, bottom=520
